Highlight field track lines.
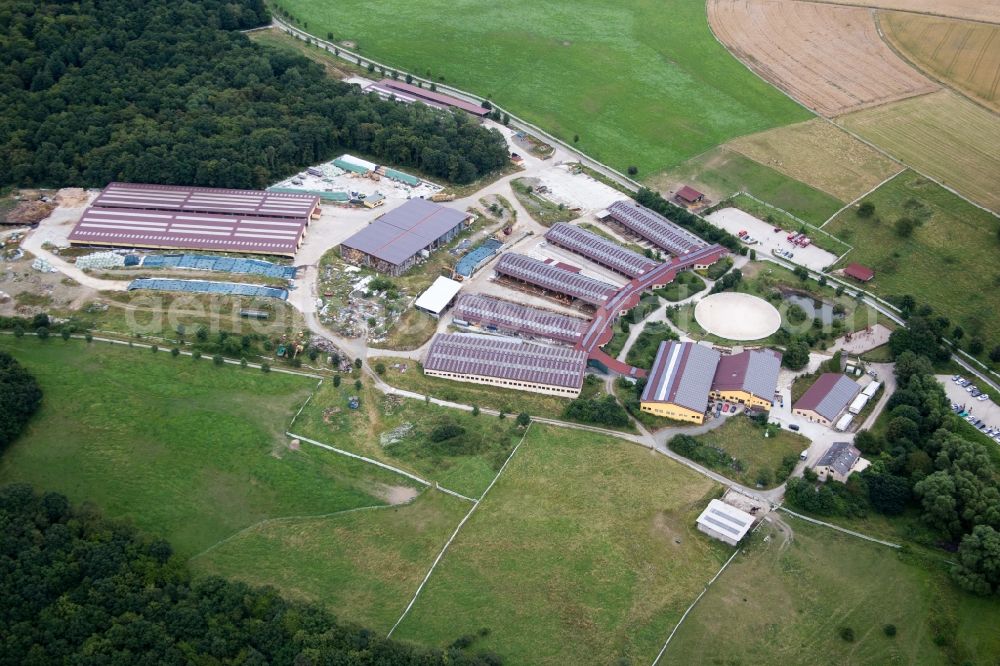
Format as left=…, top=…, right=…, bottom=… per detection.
left=187, top=503, right=395, bottom=561
left=288, top=379, right=324, bottom=430
left=288, top=432, right=478, bottom=504
left=386, top=422, right=532, bottom=638
left=778, top=506, right=901, bottom=547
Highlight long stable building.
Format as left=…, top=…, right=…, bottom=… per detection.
left=451, top=294, right=589, bottom=344
left=493, top=253, right=619, bottom=308
left=422, top=333, right=587, bottom=397
left=544, top=223, right=660, bottom=278
left=68, top=183, right=320, bottom=257
left=340, top=199, right=472, bottom=275
left=604, top=200, right=706, bottom=257
left=366, top=79, right=490, bottom=117
left=793, top=373, right=862, bottom=427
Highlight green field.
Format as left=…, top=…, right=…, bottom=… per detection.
left=665, top=517, right=1000, bottom=664
left=651, top=147, right=844, bottom=224
left=0, top=338, right=412, bottom=556
left=825, top=171, right=1000, bottom=358
left=194, top=489, right=468, bottom=632
left=393, top=425, right=730, bottom=664
left=292, top=378, right=523, bottom=498
left=687, top=416, right=807, bottom=489
left=274, top=0, right=809, bottom=177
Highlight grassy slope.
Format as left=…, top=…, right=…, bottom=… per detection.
left=193, top=489, right=468, bottom=633
left=394, top=425, right=729, bottom=665
left=0, top=338, right=408, bottom=556
left=665, top=517, right=1000, bottom=664
left=650, top=147, right=844, bottom=224
left=292, top=379, right=522, bottom=498
left=826, top=170, right=1000, bottom=355
left=276, top=0, right=809, bottom=176
left=689, top=416, right=808, bottom=488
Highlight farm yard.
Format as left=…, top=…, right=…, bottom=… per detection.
left=726, top=119, right=902, bottom=201
left=271, top=0, right=810, bottom=178
left=883, top=13, right=1000, bottom=112
left=826, top=170, right=1000, bottom=357
left=708, top=0, right=938, bottom=117
left=665, top=517, right=1000, bottom=664
left=837, top=91, right=1000, bottom=212
left=802, top=0, right=1000, bottom=23
left=651, top=147, right=844, bottom=224
left=392, top=425, right=731, bottom=665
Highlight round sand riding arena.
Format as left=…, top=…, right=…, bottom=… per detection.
left=694, top=292, right=781, bottom=341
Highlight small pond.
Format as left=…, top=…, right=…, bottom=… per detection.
left=783, top=292, right=843, bottom=325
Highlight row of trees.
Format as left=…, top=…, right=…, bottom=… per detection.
left=634, top=188, right=740, bottom=251
left=0, top=484, right=503, bottom=664
left=1, top=0, right=509, bottom=188
left=786, top=350, right=1000, bottom=595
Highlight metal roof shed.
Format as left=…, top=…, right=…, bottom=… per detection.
left=414, top=276, right=463, bottom=317
left=696, top=499, right=754, bottom=546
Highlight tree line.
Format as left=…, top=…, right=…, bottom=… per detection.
left=0, top=352, right=42, bottom=451
left=786, top=346, right=1000, bottom=596
left=0, top=484, right=503, bottom=664
left=0, top=0, right=509, bottom=189
left=634, top=188, right=740, bottom=251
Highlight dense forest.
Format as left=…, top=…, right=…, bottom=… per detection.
left=0, top=351, right=42, bottom=450
left=0, top=484, right=502, bottom=664
left=0, top=0, right=509, bottom=188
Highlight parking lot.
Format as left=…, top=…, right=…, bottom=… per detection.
left=706, top=207, right=838, bottom=271
left=938, top=374, right=1000, bottom=444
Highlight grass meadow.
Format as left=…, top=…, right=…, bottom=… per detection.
left=689, top=416, right=808, bottom=488
left=273, top=0, right=809, bottom=177
left=650, top=147, right=844, bottom=224
left=826, top=170, right=1000, bottom=358
left=393, top=425, right=730, bottom=665
left=665, top=517, right=1000, bottom=664
left=0, top=338, right=412, bottom=557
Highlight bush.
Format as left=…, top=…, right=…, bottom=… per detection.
left=212, top=354, right=224, bottom=366
left=564, top=395, right=629, bottom=428
left=883, top=624, right=897, bottom=637
left=35, top=327, right=49, bottom=340
left=170, top=347, right=180, bottom=357
left=333, top=374, right=341, bottom=387
left=857, top=201, right=875, bottom=218
left=839, top=627, right=855, bottom=642
left=261, top=363, right=270, bottom=373
left=375, top=362, right=386, bottom=375
left=516, top=412, right=530, bottom=427
left=429, top=423, right=465, bottom=442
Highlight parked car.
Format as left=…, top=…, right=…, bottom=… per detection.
left=970, top=388, right=982, bottom=397
left=730, top=404, right=739, bottom=413
left=966, top=385, right=978, bottom=393
left=952, top=375, right=961, bottom=382
left=789, top=424, right=800, bottom=431
left=977, top=394, right=990, bottom=402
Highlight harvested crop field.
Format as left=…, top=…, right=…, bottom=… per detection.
left=727, top=119, right=903, bottom=200
left=837, top=90, right=1000, bottom=211
left=797, top=0, right=1000, bottom=23
left=883, top=12, right=1000, bottom=112
left=709, top=0, right=939, bottom=116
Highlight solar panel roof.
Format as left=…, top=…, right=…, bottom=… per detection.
left=68, top=207, right=306, bottom=256
left=452, top=294, right=589, bottom=343
left=607, top=200, right=706, bottom=256
left=545, top=223, right=660, bottom=278
left=423, top=333, right=586, bottom=389
left=641, top=341, right=721, bottom=413
left=494, top=253, right=618, bottom=306
left=93, top=182, right=317, bottom=219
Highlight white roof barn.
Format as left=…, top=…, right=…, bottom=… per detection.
left=696, top=499, right=755, bottom=546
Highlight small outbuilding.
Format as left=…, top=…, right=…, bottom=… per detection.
left=674, top=185, right=705, bottom=205
left=813, top=441, right=870, bottom=482
left=696, top=499, right=755, bottom=546
left=414, top=276, right=463, bottom=317
left=844, top=263, right=875, bottom=282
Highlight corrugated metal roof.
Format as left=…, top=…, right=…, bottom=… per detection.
left=68, top=206, right=305, bottom=256
left=607, top=200, right=706, bottom=256
left=414, top=276, right=462, bottom=315
left=794, top=374, right=861, bottom=421
left=384, top=168, right=420, bottom=186
left=423, top=333, right=586, bottom=389
left=494, top=253, right=618, bottom=306
left=712, top=349, right=782, bottom=401
left=452, top=294, right=589, bottom=343
left=93, top=182, right=317, bottom=219
left=544, top=223, right=659, bottom=278
left=696, top=500, right=754, bottom=541
left=340, top=199, right=470, bottom=266
left=641, top=341, right=721, bottom=413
